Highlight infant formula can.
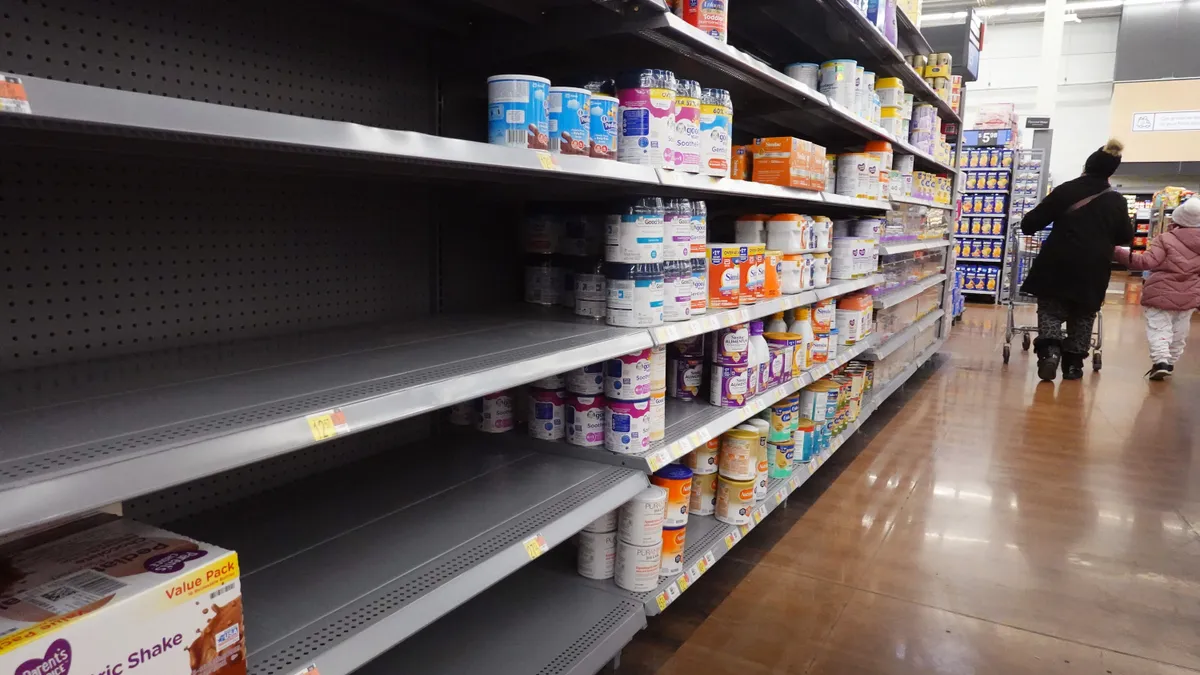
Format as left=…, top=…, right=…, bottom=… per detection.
left=448, top=401, right=476, bottom=427
left=747, top=243, right=766, bottom=303
left=719, top=428, right=758, bottom=480
left=711, top=364, right=750, bottom=407
left=478, top=390, right=514, bottom=433
left=763, top=250, right=782, bottom=299
left=660, top=524, right=688, bottom=576
left=574, top=261, right=607, bottom=320
left=711, top=323, right=750, bottom=365
left=528, top=388, right=565, bottom=440
left=664, top=198, right=694, bottom=261
left=652, top=464, right=694, bottom=527
left=583, top=509, right=618, bottom=533
left=763, top=332, right=799, bottom=379
left=605, top=348, right=653, bottom=401
left=524, top=254, right=562, bottom=306
left=607, top=197, right=665, bottom=263
left=578, top=530, right=618, bottom=580
left=617, top=69, right=676, bottom=168
left=785, top=62, right=820, bottom=89
left=768, top=439, right=794, bottom=477
left=699, top=88, right=732, bottom=177
left=614, top=539, right=663, bottom=592
left=690, top=257, right=708, bottom=314
left=663, top=259, right=692, bottom=322
left=568, top=362, right=605, bottom=395
left=673, top=332, right=706, bottom=357
left=487, top=74, right=550, bottom=150
left=715, top=475, right=756, bottom=526
left=548, top=86, right=591, bottom=155
left=819, top=60, right=857, bottom=109
left=606, top=398, right=652, bottom=454
left=765, top=337, right=789, bottom=388
left=742, top=419, right=770, bottom=500
left=689, top=472, right=718, bottom=515
left=566, top=394, right=606, bottom=447
left=667, top=356, right=704, bottom=401
left=782, top=393, right=801, bottom=433
left=672, top=79, right=701, bottom=173
left=690, top=200, right=708, bottom=258
left=798, top=385, right=829, bottom=423
left=650, top=344, right=667, bottom=392
left=619, top=485, right=668, bottom=546
left=685, top=438, right=721, bottom=475
left=677, top=0, right=728, bottom=42
left=706, top=243, right=742, bottom=309
left=606, top=262, right=665, bottom=328
left=768, top=401, right=793, bottom=443
left=650, top=389, right=666, bottom=442
left=589, top=94, right=619, bottom=160
left=836, top=153, right=871, bottom=199
left=796, top=419, right=816, bottom=463
left=532, top=373, right=566, bottom=389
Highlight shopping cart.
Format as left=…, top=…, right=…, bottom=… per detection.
left=1002, top=224, right=1103, bottom=370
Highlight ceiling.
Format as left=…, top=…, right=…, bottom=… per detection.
left=921, top=0, right=1124, bottom=26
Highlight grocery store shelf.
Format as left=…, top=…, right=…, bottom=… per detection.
left=957, top=234, right=1005, bottom=240
left=533, top=333, right=879, bottom=473
left=961, top=288, right=999, bottom=296
left=962, top=189, right=1009, bottom=194
left=169, top=441, right=648, bottom=675
left=958, top=258, right=1002, bottom=263
left=862, top=309, right=945, bottom=360
left=656, top=169, right=884, bottom=212
left=872, top=273, right=947, bottom=309
left=962, top=213, right=1007, bottom=219
left=962, top=166, right=1011, bottom=173
left=879, top=239, right=951, bottom=255
left=355, top=564, right=646, bottom=675
left=870, top=338, right=946, bottom=404
left=0, top=312, right=654, bottom=537
left=890, top=195, right=956, bottom=210
left=894, top=6, right=932, bottom=56
left=647, top=275, right=884, bottom=345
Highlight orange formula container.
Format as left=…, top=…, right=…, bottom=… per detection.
left=651, top=463, right=693, bottom=527
left=707, top=243, right=744, bottom=309
left=741, top=243, right=765, bottom=304
left=763, top=250, right=782, bottom=299
left=660, top=525, right=688, bottom=576
left=731, top=145, right=751, bottom=180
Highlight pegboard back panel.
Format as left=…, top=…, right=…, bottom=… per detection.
left=1, top=147, right=432, bottom=371
left=0, top=0, right=434, bottom=131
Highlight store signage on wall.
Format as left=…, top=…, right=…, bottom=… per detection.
left=1025, top=117, right=1051, bottom=129
left=1132, top=111, right=1200, bottom=132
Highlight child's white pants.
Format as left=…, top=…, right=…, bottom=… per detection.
left=1144, top=307, right=1195, bottom=364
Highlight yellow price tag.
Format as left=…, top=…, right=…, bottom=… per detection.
left=752, top=509, right=763, bottom=524
left=739, top=524, right=750, bottom=536
left=677, top=575, right=689, bottom=592
left=656, top=593, right=669, bottom=611
left=306, top=409, right=349, bottom=441
left=535, top=151, right=560, bottom=171
left=696, top=559, right=708, bottom=574
left=522, top=533, right=548, bottom=560
left=724, top=533, right=737, bottom=549
left=774, top=491, right=783, bottom=504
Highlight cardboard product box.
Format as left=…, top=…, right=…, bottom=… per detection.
left=751, top=137, right=827, bottom=191
left=1, top=518, right=245, bottom=675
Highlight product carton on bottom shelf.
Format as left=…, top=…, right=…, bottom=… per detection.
left=0, top=518, right=245, bottom=675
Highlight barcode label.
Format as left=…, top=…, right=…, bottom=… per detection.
left=210, top=582, right=236, bottom=601
left=20, top=570, right=125, bottom=615
left=64, top=570, right=125, bottom=596
left=507, top=129, right=527, bottom=146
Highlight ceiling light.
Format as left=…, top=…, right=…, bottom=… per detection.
left=922, top=10, right=968, bottom=20
left=1065, top=12, right=1082, bottom=21
left=1067, top=0, right=1122, bottom=9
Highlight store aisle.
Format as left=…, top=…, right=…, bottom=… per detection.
left=618, top=290, right=1200, bottom=674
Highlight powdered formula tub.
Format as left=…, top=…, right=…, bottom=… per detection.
left=619, top=485, right=668, bottom=546
left=548, top=86, right=591, bottom=155
left=614, top=539, right=663, bottom=592
left=685, top=437, right=721, bottom=475
left=577, top=530, right=618, bottom=580
left=478, top=390, right=514, bottom=433
left=719, top=428, right=758, bottom=480
left=660, top=525, right=688, bottom=576
left=566, top=394, right=606, bottom=447
left=606, top=398, right=652, bottom=454
left=589, top=94, right=619, bottom=160
left=715, top=475, right=755, bottom=525
left=606, top=262, right=664, bottom=328
left=710, top=363, right=750, bottom=407
left=618, top=69, right=676, bottom=168
left=652, top=463, right=693, bottom=527
left=568, top=362, right=605, bottom=395
left=667, top=356, right=704, bottom=401
left=689, top=472, right=718, bottom=515
left=606, top=348, right=654, bottom=401
left=583, top=509, right=618, bottom=533
left=528, top=388, right=565, bottom=440
left=488, top=74, right=550, bottom=150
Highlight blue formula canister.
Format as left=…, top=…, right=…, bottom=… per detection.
left=487, top=74, right=550, bottom=150
left=588, top=94, right=619, bottom=160
left=549, top=86, right=591, bottom=156
left=605, top=262, right=664, bottom=328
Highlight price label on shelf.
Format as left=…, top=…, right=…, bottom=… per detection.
left=655, top=592, right=669, bottom=611
left=704, top=551, right=716, bottom=567
left=677, top=573, right=690, bottom=592
left=689, top=562, right=703, bottom=579
left=724, top=531, right=740, bottom=549
left=305, top=408, right=350, bottom=441
left=647, top=448, right=672, bottom=472
left=774, top=491, right=784, bottom=505
left=738, top=524, right=750, bottom=536
left=0, top=74, right=32, bottom=114
left=753, top=506, right=766, bottom=523
left=534, top=151, right=560, bottom=171
left=666, top=582, right=681, bottom=602
left=522, top=534, right=549, bottom=560
left=290, top=665, right=319, bottom=675
left=653, top=324, right=681, bottom=343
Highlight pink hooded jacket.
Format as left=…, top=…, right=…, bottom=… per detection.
left=1113, top=198, right=1200, bottom=311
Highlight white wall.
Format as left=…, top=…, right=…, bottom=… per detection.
left=963, top=17, right=1118, bottom=187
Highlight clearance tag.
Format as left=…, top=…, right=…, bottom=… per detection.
left=306, top=409, right=349, bottom=441
left=0, top=74, right=32, bottom=114
left=535, top=151, right=560, bottom=171
left=522, top=534, right=549, bottom=560
left=655, top=592, right=669, bottom=611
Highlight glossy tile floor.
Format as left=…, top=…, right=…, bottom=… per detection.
left=618, top=278, right=1200, bottom=675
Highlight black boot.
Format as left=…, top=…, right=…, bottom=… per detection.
left=1147, top=362, right=1171, bottom=380
left=1062, top=352, right=1085, bottom=380
left=1035, top=340, right=1061, bottom=382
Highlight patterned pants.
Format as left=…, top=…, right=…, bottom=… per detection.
left=1036, top=297, right=1096, bottom=356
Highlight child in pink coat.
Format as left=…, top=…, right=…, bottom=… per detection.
left=1114, top=197, right=1200, bottom=379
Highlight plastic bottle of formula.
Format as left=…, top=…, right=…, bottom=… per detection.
left=766, top=311, right=788, bottom=334
left=748, top=321, right=769, bottom=397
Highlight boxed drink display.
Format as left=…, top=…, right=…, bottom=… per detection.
left=751, top=137, right=827, bottom=191
left=0, top=518, right=245, bottom=675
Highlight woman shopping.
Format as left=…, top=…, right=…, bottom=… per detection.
left=1019, top=139, right=1133, bottom=381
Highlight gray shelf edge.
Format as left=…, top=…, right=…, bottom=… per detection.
left=873, top=273, right=948, bottom=309
left=862, top=309, right=945, bottom=360
left=879, top=239, right=952, bottom=255
left=890, top=195, right=957, bottom=210
left=530, top=333, right=879, bottom=473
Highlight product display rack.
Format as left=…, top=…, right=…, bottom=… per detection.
left=862, top=309, right=945, bottom=360
left=873, top=273, right=949, bottom=309
left=956, top=131, right=1020, bottom=303
left=0, top=1, right=957, bottom=674
left=1000, top=148, right=1047, bottom=302
left=878, top=240, right=952, bottom=255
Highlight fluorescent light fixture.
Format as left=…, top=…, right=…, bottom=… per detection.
left=929, top=0, right=1181, bottom=21
left=1067, top=0, right=1122, bottom=9
left=923, top=10, right=968, bottom=20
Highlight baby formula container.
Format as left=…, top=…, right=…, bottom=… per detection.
left=528, top=388, right=565, bottom=441
left=719, top=428, right=758, bottom=480
left=566, top=394, right=606, bottom=447
left=819, top=60, right=857, bottom=109
left=690, top=257, right=708, bottom=314
left=742, top=419, right=770, bottom=500
left=614, top=539, right=662, bottom=592
left=605, top=348, right=653, bottom=401
left=660, top=524, right=688, bottom=576
left=672, top=79, right=702, bottom=173
left=706, top=243, right=741, bottom=309
left=699, top=88, right=733, bottom=177
left=685, top=438, right=721, bottom=475
left=548, top=86, right=591, bottom=155
left=606, top=262, right=664, bottom=328
left=650, top=343, right=667, bottom=392
left=785, top=62, right=820, bottom=89
left=532, top=372, right=566, bottom=389
left=448, top=401, right=476, bottom=427
left=583, top=509, right=618, bottom=533
left=673, top=332, right=705, bottom=357
left=652, top=464, right=694, bottom=527
left=589, top=94, right=619, bottom=160
left=779, top=254, right=803, bottom=294
left=689, top=472, right=717, bottom=515
left=811, top=253, right=830, bottom=287
left=577, top=530, right=618, bottom=580
left=690, top=199, right=708, bottom=258
left=667, top=355, right=704, bottom=401
left=606, top=398, right=652, bottom=454
left=606, top=197, right=665, bottom=263
left=664, top=198, right=693, bottom=261
left=567, top=363, right=605, bottom=395
left=677, top=0, right=728, bottom=42
left=768, top=439, right=794, bottom=477
left=574, top=258, right=607, bottom=320
left=487, top=74, right=550, bottom=150
left=662, top=259, right=692, bottom=322
left=767, top=214, right=804, bottom=253
left=650, top=389, right=666, bottom=442
left=478, top=390, right=514, bottom=433
left=524, top=253, right=561, bottom=306
left=796, top=419, right=816, bottom=463
left=619, top=485, right=668, bottom=546
left=715, top=476, right=756, bottom=526
left=763, top=250, right=782, bottom=299
left=617, top=69, right=676, bottom=168
left=710, top=323, right=749, bottom=366
left=735, top=214, right=768, bottom=244
left=711, top=364, right=750, bottom=407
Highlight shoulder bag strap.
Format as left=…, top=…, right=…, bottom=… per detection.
left=1065, top=188, right=1114, bottom=214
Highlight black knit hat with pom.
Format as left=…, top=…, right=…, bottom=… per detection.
left=1084, top=138, right=1123, bottom=178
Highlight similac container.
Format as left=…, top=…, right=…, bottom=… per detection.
left=811, top=253, right=831, bottom=287
left=768, top=439, right=794, bottom=477
left=812, top=298, right=834, bottom=332
left=798, top=253, right=815, bottom=290
left=528, top=388, right=565, bottom=440
left=672, top=79, right=702, bottom=173
left=583, top=509, right=618, bottom=533
left=663, top=259, right=692, bottom=322
left=763, top=250, right=782, bottom=299
left=606, top=262, right=664, bottom=328
left=685, top=438, right=720, bottom=474
left=677, top=0, right=728, bottom=42
left=589, top=94, right=619, bottom=160
left=650, top=344, right=667, bottom=392
left=735, top=214, right=768, bottom=244
left=617, top=69, right=676, bottom=168
left=711, top=323, right=750, bottom=365
left=651, top=464, right=693, bottom=527
left=785, top=62, right=820, bottom=89
left=742, top=419, right=770, bottom=500
left=780, top=253, right=803, bottom=294
left=707, top=243, right=743, bottom=309
left=746, top=243, right=766, bottom=303
left=566, top=394, right=606, bottom=447
left=715, top=475, right=756, bottom=526
left=718, top=428, right=758, bottom=480
left=606, top=399, right=652, bottom=454
left=649, top=389, right=666, bottom=442
left=812, top=216, right=833, bottom=249
left=710, top=364, right=750, bottom=407
left=689, top=472, right=718, bottom=515
left=548, top=86, right=591, bottom=155
left=577, top=530, right=618, bottom=579
left=478, top=390, right=514, bottom=433
left=487, top=74, right=550, bottom=150
left=667, top=356, right=704, bottom=401
left=788, top=307, right=815, bottom=370
left=660, top=524, right=688, bottom=576
left=763, top=332, right=794, bottom=386
left=690, top=257, right=708, bottom=315
left=748, top=321, right=769, bottom=397
left=618, top=485, right=668, bottom=546
left=699, top=88, right=733, bottom=176
left=614, top=540, right=662, bottom=592
left=606, top=197, right=665, bottom=263
left=606, top=348, right=653, bottom=400
left=767, top=214, right=804, bottom=253
left=568, top=363, right=605, bottom=394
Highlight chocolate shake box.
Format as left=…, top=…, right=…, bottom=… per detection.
left=0, top=518, right=244, bottom=675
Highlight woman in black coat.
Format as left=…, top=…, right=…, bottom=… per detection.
left=1020, top=139, right=1133, bottom=381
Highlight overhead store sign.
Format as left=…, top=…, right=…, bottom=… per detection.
left=1132, top=111, right=1200, bottom=132
left=1025, top=117, right=1051, bottom=129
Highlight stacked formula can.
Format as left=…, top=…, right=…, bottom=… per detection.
left=611, top=485, right=667, bottom=591
left=565, top=363, right=606, bottom=448
left=604, top=348, right=654, bottom=455
left=606, top=197, right=665, bottom=328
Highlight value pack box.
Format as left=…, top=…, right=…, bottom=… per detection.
left=751, top=137, right=827, bottom=191
left=0, top=518, right=245, bottom=675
